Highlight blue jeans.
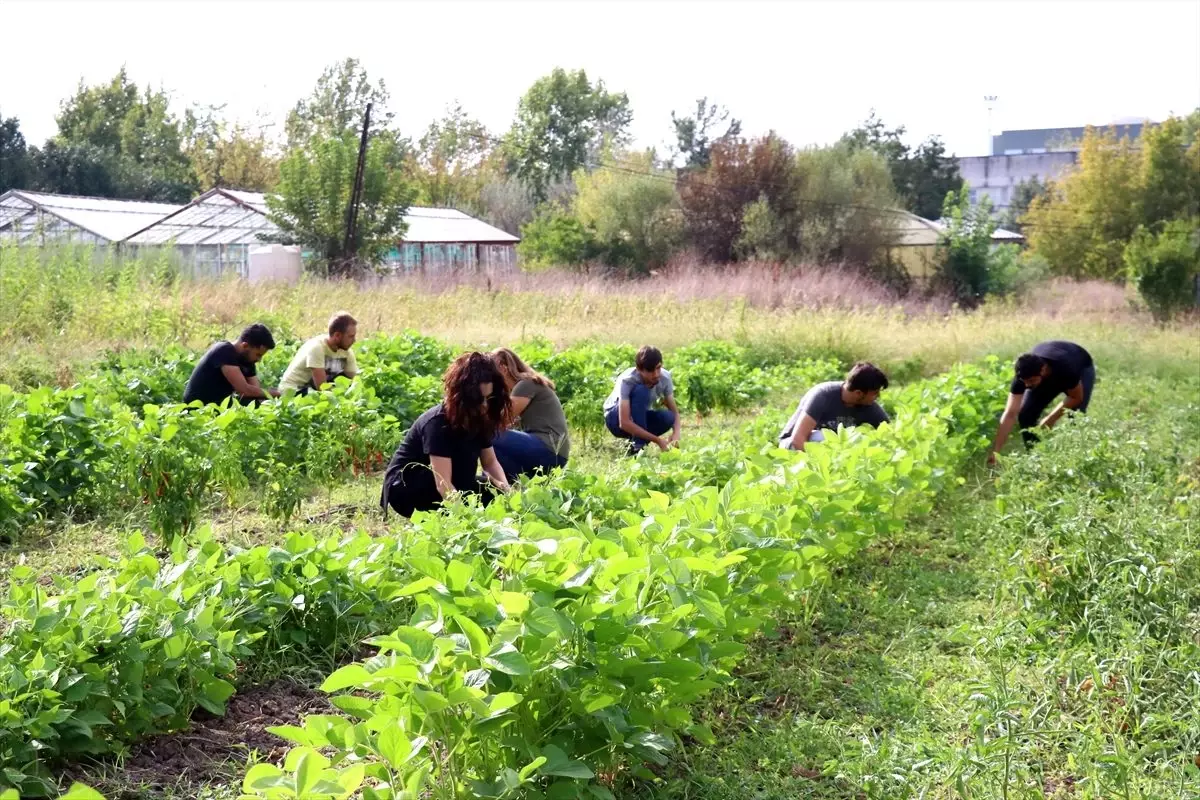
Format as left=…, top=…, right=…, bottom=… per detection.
left=492, top=430, right=568, bottom=482
left=605, top=384, right=676, bottom=453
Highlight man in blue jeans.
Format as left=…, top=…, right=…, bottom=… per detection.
left=603, top=346, right=682, bottom=454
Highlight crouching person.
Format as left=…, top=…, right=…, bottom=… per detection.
left=604, top=345, right=681, bottom=455
left=778, top=362, right=890, bottom=451
left=489, top=348, right=570, bottom=482
left=380, top=352, right=511, bottom=518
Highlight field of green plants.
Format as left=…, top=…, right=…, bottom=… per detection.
left=0, top=323, right=1197, bottom=800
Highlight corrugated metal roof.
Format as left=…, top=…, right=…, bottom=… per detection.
left=3, top=191, right=182, bottom=241
left=124, top=190, right=520, bottom=245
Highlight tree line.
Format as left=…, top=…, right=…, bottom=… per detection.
left=1, top=60, right=1196, bottom=314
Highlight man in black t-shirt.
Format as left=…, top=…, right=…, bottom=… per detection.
left=183, top=323, right=281, bottom=405
left=988, top=340, right=1096, bottom=464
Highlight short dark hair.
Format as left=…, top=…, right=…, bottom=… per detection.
left=238, top=323, right=276, bottom=350
left=845, top=362, right=888, bottom=393
left=636, top=346, right=663, bottom=372
left=328, top=311, right=356, bottom=336
left=1015, top=353, right=1045, bottom=380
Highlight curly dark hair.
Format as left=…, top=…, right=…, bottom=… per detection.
left=443, top=352, right=511, bottom=440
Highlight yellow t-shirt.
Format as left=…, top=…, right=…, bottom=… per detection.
left=280, top=336, right=358, bottom=391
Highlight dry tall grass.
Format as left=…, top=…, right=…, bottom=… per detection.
left=1, top=246, right=1195, bottom=387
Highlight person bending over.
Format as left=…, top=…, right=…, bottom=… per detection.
left=603, top=346, right=681, bottom=454
left=279, top=311, right=359, bottom=394
left=380, top=352, right=511, bottom=518
left=989, top=340, right=1095, bottom=465
left=778, top=362, right=890, bottom=451
left=183, top=323, right=279, bottom=405
left=490, top=347, right=570, bottom=481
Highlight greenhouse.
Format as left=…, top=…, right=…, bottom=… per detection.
left=0, top=190, right=181, bottom=246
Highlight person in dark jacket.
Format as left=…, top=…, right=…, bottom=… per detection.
left=380, top=352, right=512, bottom=518
left=989, top=340, right=1096, bottom=464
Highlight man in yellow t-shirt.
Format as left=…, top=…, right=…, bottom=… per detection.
left=280, top=311, right=360, bottom=393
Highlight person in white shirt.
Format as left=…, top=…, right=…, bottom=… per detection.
left=279, top=311, right=359, bottom=394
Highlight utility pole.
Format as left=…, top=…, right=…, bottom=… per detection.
left=984, top=95, right=998, bottom=155
left=341, top=102, right=372, bottom=272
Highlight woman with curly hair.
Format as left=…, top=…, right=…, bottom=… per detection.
left=380, top=352, right=512, bottom=517
left=489, top=348, right=570, bottom=481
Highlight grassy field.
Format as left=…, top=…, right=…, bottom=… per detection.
left=1, top=250, right=1197, bottom=799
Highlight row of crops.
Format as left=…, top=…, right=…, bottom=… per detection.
left=0, top=333, right=840, bottom=541
left=0, top=351, right=1008, bottom=797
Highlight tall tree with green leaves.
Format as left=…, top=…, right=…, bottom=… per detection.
left=53, top=67, right=196, bottom=201
left=671, top=97, right=741, bottom=170
left=504, top=68, right=632, bottom=201
left=266, top=132, right=413, bottom=275
left=0, top=115, right=34, bottom=192
left=999, top=176, right=1048, bottom=234
left=184, top=106, right=280, bottom=192
left=285, top=58, right=395, bottom=148
left=414, top=102, right=495, bottom=210
left=842, top=111, right=963, bottom=220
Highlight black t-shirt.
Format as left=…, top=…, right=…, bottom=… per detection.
left=183, top=342, right=256, bottom=404
left=383, top=403, right=490, bottom=493
left=1010, top=340, right=1093, bottom=396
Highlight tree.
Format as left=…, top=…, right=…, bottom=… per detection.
left=52, top=67, right=196, bottom=201
left=936, top=187, right=998, bottom=305
left=413, top=102, right=494, bottom=210
left=1023, top=126, right=1153, bottom=280
left=29, top=141, right=119, bottom=197
left=504, top=68, right=632, bottom=201
left=1124, top=218, right=1199, bottom=320
left=572, top=149, right=682, bottom=273
left=517, top=207, right=599, bottom=270
left=184, top=106, right=280, bottom=191
left=285, top=58, right=395, bottom=148
left=678, top=133, right=798, bottom=262
left=1139, top=116, right=1200, bottom=228
left=792, top=143, right=898, bottom=266
left=999, top=176, right=1048, bottom=234
left=0, top=115, right=34, bottom=192
left=734, top=195, right=788, bottom=261
left=842, top=111, right=963, bottom=220
left=671, top=98, right=741, bottom=170
left=266, top=132, right=414, bottom=275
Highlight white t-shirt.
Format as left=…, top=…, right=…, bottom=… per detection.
left=280, top=336, right=358, bottom=391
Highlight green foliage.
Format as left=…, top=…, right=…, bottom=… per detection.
left=670, top=98, right=741, bottom=170
left=414, top=102, right=497, bottom=212
left=516, top=206, right=599, bottom=270
left=841, top=111, right=963, bottom=220
left=572, top=149, right=683, bottom=273
left=505, top=68, right=632, bottom=202
left=0, top=115, right=33, bottom=192
left=998, top=176, right=1048, bottom=234
left=734, top=194, right=788, bottom=262
left=1025, top=114, right=1200, bottom=280
left=183, top=106, right=280, bottom=192
left=50, top=67, right=197, bottom=202
left=936, top=187, right=999, bottom=304
left=679, top=134, right=798, bottom=263
left=1123, top=218, right=1200, bottom=320
left=268, top=132, right=415, bottom=275
left=792, top=143, right=898, bottom=266
left=284, top=58, right=396, bottom=149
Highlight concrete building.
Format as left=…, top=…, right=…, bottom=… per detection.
left=958, top=122, right=1152, bottom=210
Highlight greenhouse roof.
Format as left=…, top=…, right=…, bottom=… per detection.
left=125, top=190, right=519, bottom=246
left=124, top=188, right=277, bottom=246
left=0, top=190, right=182, bottom=242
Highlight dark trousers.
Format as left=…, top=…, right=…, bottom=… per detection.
left=604, top=384, right=676, bottom=453
left=1019, top=365, right=1096, bottom=445
left=491, top=430, right=568, bottom=482
left=382, top=465, right=493, bottom=518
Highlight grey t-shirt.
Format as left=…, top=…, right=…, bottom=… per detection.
left=779, top=381, right=890, bottom=442
left=603, top=368, right=674, bottom=412
left=512, top=379, right=571, bottom=459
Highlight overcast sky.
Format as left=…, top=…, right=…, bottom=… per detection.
left=3, top=0, right=1198, bottom=157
